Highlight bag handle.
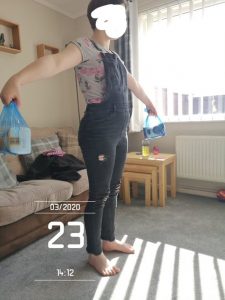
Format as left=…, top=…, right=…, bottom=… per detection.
left=145, top=114, right=163, bottom=126
left=144, top=108, right=163, bottom=124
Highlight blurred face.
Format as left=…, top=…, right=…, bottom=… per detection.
left=91, top=4, right=127, bottom=39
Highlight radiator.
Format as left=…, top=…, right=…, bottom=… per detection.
left=176, top=136, right=225, bottom=182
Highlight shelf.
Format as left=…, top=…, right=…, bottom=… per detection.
left=0, top=18, right=21, bottom=54
left=37, top=44, right=59, bottom=58
left=0, top=45, right=21, bottom=54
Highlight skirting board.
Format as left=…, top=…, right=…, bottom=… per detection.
left=176, top=187, right=216, bottom=198
left=131, top=182, right=219, bottom=198
left=167, top=184, right=216, bottom=198
left=176, top=177, right=224, bottom=198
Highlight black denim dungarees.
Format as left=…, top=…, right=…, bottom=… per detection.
left=78, top=41, right=130, bottom=255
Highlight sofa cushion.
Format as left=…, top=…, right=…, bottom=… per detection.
left=57, top=131, right=84, bottom=162
left=5, top=154, right=25, bottom=176
left=20, top=134, right=61, bottom=170
left=57, top=132, right=77, bottom=152
left=0, top=154, right=18, bottom=189
left=71, top=169, right=89, bottom=196
left=0, top=179, right=73, bottom=226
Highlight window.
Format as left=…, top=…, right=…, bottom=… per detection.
left=139, top=0, right=225, bottom=122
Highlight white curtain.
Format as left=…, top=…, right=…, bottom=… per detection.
left=136, top=0, right=225, bottom=123
left=129, top=0, right=146, bottom=132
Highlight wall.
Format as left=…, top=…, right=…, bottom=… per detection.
left=0, top=0, right=79, bottom=129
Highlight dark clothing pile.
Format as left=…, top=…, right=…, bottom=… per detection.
left=17, top=153, right=86, bottom=182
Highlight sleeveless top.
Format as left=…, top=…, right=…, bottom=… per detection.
left=66, top=37, right=127, bottom=104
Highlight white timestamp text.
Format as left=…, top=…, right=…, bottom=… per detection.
left=48, top=221, right=84, bottom=249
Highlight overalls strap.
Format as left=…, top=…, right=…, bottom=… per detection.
left=90, top=39, right=114, bottom=55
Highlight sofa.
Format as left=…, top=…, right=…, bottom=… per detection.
left=0, top=127, right=89, bottom=260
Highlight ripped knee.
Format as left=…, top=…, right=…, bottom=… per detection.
left=88, top=190, right=110, bottom=208
left=109, top=181, right=121, bottom=197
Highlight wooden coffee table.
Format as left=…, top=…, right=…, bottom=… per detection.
left=124, top=152, right=176, bottom=207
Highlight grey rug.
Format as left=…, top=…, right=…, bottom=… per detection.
left=0, top=193, right=225, bottom=300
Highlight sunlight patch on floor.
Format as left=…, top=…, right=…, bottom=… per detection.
left=92, top=236, right=225, bottom=300
left=109, top=238, right=143, bottom=300
left=130, top=241, right=161, bottom=300
left=177, top=248, right=195, bottom=300
left=155, top=244, right=176, bottom=300
left=199, top=253, right=221, bottom=300
left=217, top=258, right=225, bottom=298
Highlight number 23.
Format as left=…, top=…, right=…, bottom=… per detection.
left=48, top=221, right=84, bottom=249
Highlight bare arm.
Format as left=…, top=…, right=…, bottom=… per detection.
left=0, top=43, right=82, bottom=106
left=127, top=72, right=157, bottom=116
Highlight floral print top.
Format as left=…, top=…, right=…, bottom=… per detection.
left=66, top=37, right=126, bottom=104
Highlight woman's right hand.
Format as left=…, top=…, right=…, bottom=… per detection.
left=0, top=75, right=22, bottom=107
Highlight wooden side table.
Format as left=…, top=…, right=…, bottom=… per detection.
left=123, top=172, right=152, bottom=206
left=124, top=164, right=158, bottom=206
left=125, top=152, right=176, bottom=207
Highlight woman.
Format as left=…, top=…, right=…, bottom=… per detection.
left=0, top=0, right=157, bottom=276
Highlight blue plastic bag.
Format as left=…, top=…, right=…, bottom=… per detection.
left=143, top=110, right=166, bottom=140
left=0, top=101, right=31, bottom=155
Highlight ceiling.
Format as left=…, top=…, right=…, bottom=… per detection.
left=34, top=0, right=90, bottom=19
left=34, top=0, right=147, bottom=20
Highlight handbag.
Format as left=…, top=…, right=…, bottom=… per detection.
left=143, top=113, right=166, bottom=140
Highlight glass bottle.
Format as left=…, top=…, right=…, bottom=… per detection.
left=142, top=139, right=150, bottom=156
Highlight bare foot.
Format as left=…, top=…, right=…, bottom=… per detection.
left=102, top=239, right=135, bottom=254
left=88, top=252, right=120, bottom=276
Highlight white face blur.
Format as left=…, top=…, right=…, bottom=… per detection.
left=91, top=4, right=127, bottom=39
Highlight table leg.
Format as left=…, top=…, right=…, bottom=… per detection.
left=159, top=165, right=166, bottom=207
left=124, top=177, right=131, bottom=205
left=145, top=177, right=151, bottom=207
left=132, top=182, right=139, bottom=198
left=164, top=169, right=167, bottom=201
left=152, top=169, right=158, bottom=207
left=171, top=159, right=176, bottom=198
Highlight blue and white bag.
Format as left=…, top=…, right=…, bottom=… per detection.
left=143, top=110, right=166, bottom=140
left=0, top=101, right=31, bottom=155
